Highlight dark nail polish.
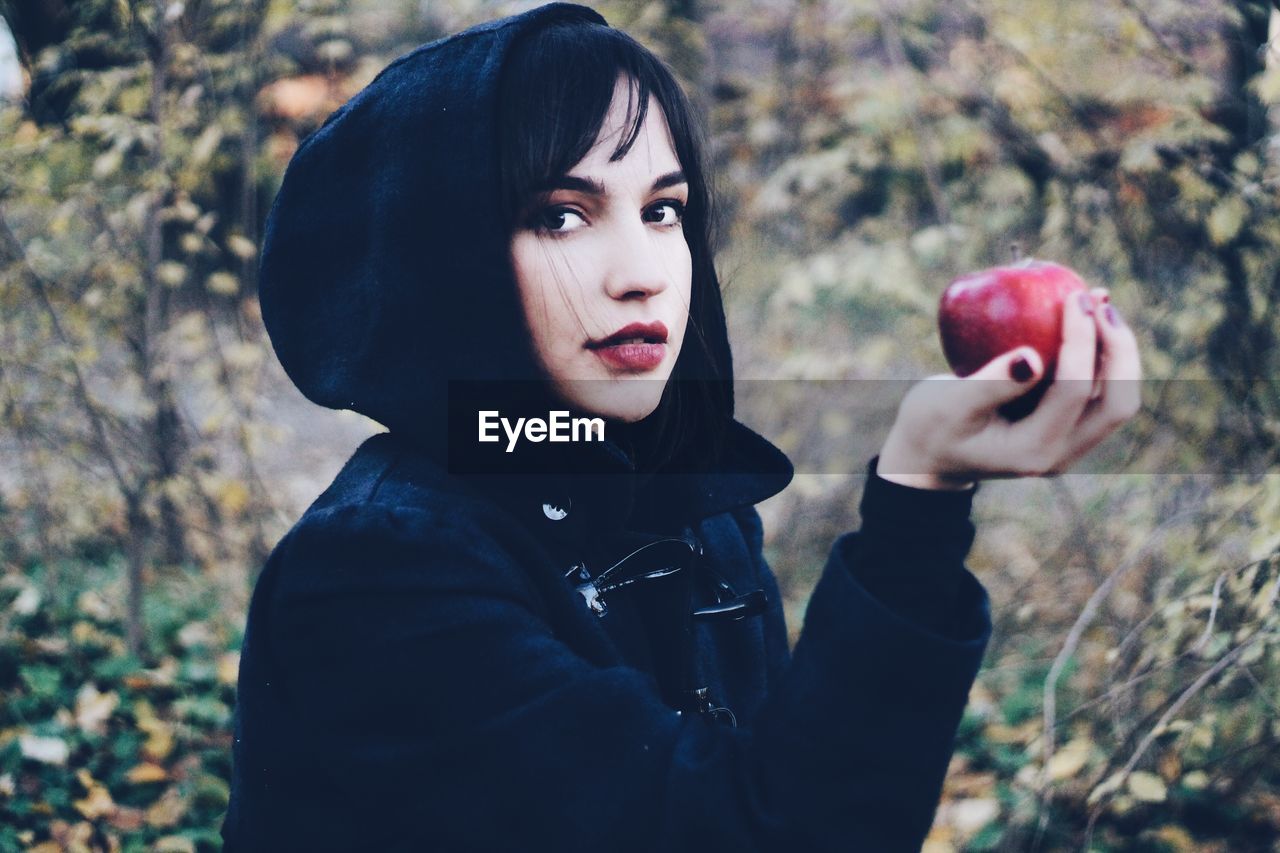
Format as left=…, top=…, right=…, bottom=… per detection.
left=1010, top=356, right=1033, bottom=382
left=1105, top=305, right=1123, bottom=327
left=1078, top=292, right=1095, bottom=314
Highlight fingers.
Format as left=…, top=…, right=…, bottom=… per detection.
left=1088, top=288, right=1109, bottom=399
left=1030, top=294, right=1142, bottom=471
left=886, top=283, right=1142, bottom=484
left=1029, top=291, right=1099, bottom=439
left=962, top=346, right=1045, bottom=409
left=1055, top=291, right=1099, bottom=382
left=1067, top=299, right=1143, bottom=455
left=1095, top=301, right=1142, bottom=382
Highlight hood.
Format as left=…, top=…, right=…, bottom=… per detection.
left=258, top=2, right=792, bottom=519
left=260, top=3, right=598, bottom=446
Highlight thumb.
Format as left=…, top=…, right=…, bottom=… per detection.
left=962, top=346, right=1044, bottom=408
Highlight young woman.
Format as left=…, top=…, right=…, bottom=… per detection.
left=222, top=4, right=1141, bottom=850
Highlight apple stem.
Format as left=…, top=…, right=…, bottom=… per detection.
left=1009, top=242, right=1022, bottom=263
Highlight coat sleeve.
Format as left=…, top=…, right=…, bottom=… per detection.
left=261, top=492, right=989, bottom=853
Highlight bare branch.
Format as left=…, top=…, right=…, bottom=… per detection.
left=877, top=6, right=951, bottom=225
left=0, top=210, right=134, bottom=500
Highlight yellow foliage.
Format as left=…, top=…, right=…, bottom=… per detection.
left=144, top=786, right=187, bottom=828
left=206, top=271, right=239, bottom=296
left=1182, top=770, right=1210, bottom=790
left=214, top=479, right=251, bottom=517
left=218, top=652, right=242, bottom=686
left=93, top=147, right=123, bottom=179
left=156, top=261, right=187, bottom=287
left=191, top=125, right=224, bottom=165
left=1249, top=66, right=1280, bottom=102
left=134, top=699, right=176, bottom=761
left=1207, top=196, right=1248, bottom=246
left=72, top=770, right=115, bottom=819
left=1127, top=771, right=1168, bottom=803
left=1150, top=825, right=1198, bottom=852
left=125, top=762, right=169, bottom=784
left=1046, top=737, right=1091, bottom=781
left=227, top=233, right=257, bottom=261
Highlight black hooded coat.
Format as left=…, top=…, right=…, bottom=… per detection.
left=222, top=4, right=992, bottom=851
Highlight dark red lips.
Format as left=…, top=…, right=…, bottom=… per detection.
left=587, top=321, right=669, bottom=348
left=586, top=322, right=670, bottom=372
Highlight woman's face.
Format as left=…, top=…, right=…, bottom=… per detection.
left=510, top=77, right=693, bottom=423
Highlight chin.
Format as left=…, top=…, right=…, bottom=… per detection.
left=554, top=377, right=668, bottom=424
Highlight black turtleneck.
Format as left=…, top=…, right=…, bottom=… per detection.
left=848, top=457, right=979, bottom=639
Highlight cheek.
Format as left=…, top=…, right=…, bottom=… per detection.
left=513, top=243, right=559, bottom=327
left=672, top=240, right=693, bottom=323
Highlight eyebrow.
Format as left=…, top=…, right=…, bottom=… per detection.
left=535, top=170, right=687, bottom=197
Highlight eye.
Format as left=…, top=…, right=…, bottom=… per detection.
left=644, top=200, right=686, bottom=228
left=532, top=206, right=587, bottom=235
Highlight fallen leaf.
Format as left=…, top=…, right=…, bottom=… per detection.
left=152, top=836, right=196, bottom=853
left=77, top=590, right=114, bottom=620
left=124, top=658, right=178, bottom=690
left=10, top=586, right=40, bottom=615
left=34, top=636, right=68, bottom=655
left=135, top=699, right=175, bottom=761
left=107, top=806, right=146, bottom=832
left=217, top=652, right=240, bottom=686
left=19, top=734, right=69, bottom=765
left=177, top=621, right=215, bottom=649
left=1150, top=825, right=1197, bottom=852
left=125, top=762, right=169, bottom=784
left=145, top=786, right=187, bottom=828
left=949, top=797, right=1000, bottom=834
left=73, top=782, right=115, bottom=820
left=47, top=819, right=94, bottom=848
left=75, top=684, right=119, bottom=736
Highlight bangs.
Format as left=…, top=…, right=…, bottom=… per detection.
left=497, top=22, right=700, bottom=228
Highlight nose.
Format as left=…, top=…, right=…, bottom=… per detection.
left=602, top=219, right=671, bottom=301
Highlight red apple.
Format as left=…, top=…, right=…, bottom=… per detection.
left=939, top=259, right=1088, bottom=377
left=938, top=259, right=1089, bottom=418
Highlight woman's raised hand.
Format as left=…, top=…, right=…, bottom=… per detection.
left=877, top=288, right=1142, bottom=490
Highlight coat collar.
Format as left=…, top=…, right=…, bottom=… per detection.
left=354, top=418, right=792, bottom=541
left=469, top=418, right=793, bottom=536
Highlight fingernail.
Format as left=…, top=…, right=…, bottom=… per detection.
left=1010, top=356, right=1033, bottom=382
left=1078, top=292, right=1095, bottom=314
left=1098, top=292, right=1110, bottom=304
left=1105, top=304, right=1123, bottom=327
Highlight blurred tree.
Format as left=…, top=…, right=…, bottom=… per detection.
left=0, top=0, right=333, bottom=653
left=1, top=0, right=1279, bottom=847
left=702, top=0, right=1280, bottom=847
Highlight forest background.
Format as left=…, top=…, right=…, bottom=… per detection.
left=1, top=0, right=1279, bottom=850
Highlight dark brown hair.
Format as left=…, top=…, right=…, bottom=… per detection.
left=495, top=19, right=732, bottom=473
